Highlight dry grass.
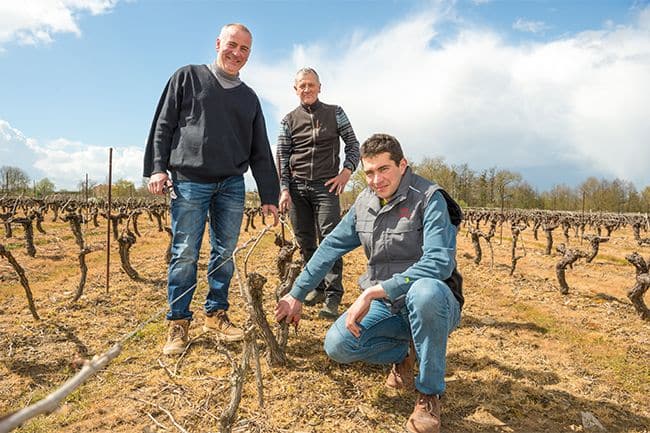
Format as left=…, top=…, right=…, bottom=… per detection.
left=0, top=216, right=649, bottom=433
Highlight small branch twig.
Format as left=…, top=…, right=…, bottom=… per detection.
left=135, top=398, right=188, bottom=433
left=0, top=344, right=122, bottom=433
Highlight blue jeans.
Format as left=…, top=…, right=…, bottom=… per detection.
left=324, top=278, right=461, bottom=395
left=166, top=177, right=245, bottom=321
left=289, top=178, right=343, bottom=300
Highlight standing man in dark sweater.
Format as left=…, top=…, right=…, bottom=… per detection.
left=276, top=67, right=360, bottom=319
left=143, top=23, right=280, bottom=356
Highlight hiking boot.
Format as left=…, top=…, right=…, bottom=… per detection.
left=318, top=296, right=340, bottom=320
left=203, top=310, right=244, bottom=341
left=304, top=289, right=326, bottom=306
left=385, top=343, right=415, bottom=391
left=405, top=392, right=441, bottom=433
left=162, top=319, right=190, bottom=356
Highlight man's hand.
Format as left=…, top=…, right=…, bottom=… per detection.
left=262, top=204, right=279, bottom=226
left=147, top=172, right=169, bottom=195
left=325, top=168, right=352, bottom=195
left=278, top=190, right=292, bottom=213
left=345, top=284, right=386, bottom=338
left=275, top=293, right=302, bottom=328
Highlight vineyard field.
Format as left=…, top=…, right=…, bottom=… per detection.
left=1, top=210, right=649, bottom=433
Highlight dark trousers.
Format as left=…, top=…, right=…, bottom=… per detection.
left=289, top=178, right=344, bottom=300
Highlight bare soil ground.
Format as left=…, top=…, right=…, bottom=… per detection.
left=0, top=216, right=649, bottom=433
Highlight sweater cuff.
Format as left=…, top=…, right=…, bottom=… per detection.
left=259, top=190, right=280, bottom=206
left=381, top=276, right=411, bottom=302
left=343, top=161, right=356, bottom=172
left=288, top=286, right=310, bottom=303
left=152, top=162, right=168, bottom=175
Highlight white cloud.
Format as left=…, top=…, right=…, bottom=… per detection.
left=0, top=120, right=143, bottom=191
left=0, top=0, right=118, bottom=48
left=4, top=4, right=649, bottom=192
left=246, top=6, right=650, bottom=188
left=0, top=120, right=39, bottom=170
left=513, top=18, right=550, bottom=34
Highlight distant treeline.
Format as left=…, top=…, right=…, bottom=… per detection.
left=0, top=165, right=148, bottom=199
left=4, top=159, right=650, bottom=213
left=341, top=156, right=650, bottom=213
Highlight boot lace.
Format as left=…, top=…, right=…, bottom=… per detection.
left=391, top=363, right=403, bottom=380
left=217, top=312, right=233, bottom=329
left=418, top=394, right=438, bottom=415
left=170, top=323, right=186, bottom=339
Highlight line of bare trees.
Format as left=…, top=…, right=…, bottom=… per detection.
left=339, top=158, right=650, bottom=213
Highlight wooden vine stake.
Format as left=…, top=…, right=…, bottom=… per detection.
left=106, top=147, right=112, bottom=294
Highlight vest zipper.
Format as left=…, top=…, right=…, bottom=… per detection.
left=332, top=138, right=336, bottom=174
left=309, top=107, right=316, bottom=179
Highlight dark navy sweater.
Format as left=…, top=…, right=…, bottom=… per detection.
left=143, top=65, right=279, bottom=205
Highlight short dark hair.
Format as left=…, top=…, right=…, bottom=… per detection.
left=360, top=133, right=404, bottom=165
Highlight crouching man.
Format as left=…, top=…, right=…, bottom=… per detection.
left=275, top=133, right=464, bottom=433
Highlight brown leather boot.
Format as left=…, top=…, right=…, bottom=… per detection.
left=162, top=319, right=190, bottom=356
left=203, top=310, right=244, bottom=341
left=405, top=392, right=441, bottom=433
left=385, top=343, right=415, bottom=391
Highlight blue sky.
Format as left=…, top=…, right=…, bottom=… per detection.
left=1, top=0, right=649, bottom=192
